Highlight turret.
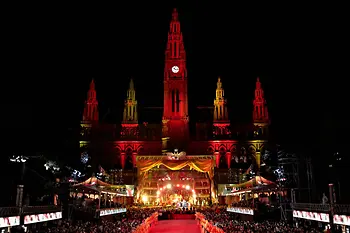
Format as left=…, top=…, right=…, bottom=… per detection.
left=213, top=77, right=231, bottom=138
left=82, top=79, right=99, bottom=122
left=253, top=77, right=269, bottom=136
left=121, top=79, right=139, bottom=139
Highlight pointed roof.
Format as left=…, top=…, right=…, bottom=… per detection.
left=74, top=176, right=111, bottom=187
left=129, top=78, right=134, bottom=90
left=255, top=77, right=261, bottom=89
left=90, top=79, right=95, bottom=90
left=172, top=8, right=178, bottom=20
left=217, top=77, right=222, bottom=89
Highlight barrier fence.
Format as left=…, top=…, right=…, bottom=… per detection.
left=195, top=212, right=224, bottom=233
left=132, top=212, right=158, bottom=233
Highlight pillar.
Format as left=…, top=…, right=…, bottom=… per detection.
left=121, top=152, right=126, bottom=169
left=214, top=152, right=220, bottom=168
left=132, top=152, right=137, bottom=167
left=226, top=152, right=232, bottom=168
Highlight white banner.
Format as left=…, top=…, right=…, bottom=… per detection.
left=333, top=214, right=350, bottom=226
left=100, top=208, right=127, bottom=216
left=0, top=216, right=20, bottom=228
left=24, top=211, right=62, bottom=225
left=292, top=210, right=329, bottom=223
left=227, top=207, right=254, bottom=215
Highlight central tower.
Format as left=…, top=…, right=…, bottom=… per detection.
left=162, top=9, right=189, bottom=149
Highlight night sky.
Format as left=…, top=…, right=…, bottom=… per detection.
left=2, top=3, right=348, bottom=162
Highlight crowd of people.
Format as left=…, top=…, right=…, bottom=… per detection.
left=199, top=207, right=327, bottom=233
left=18, top=205, right=337, bottom=233
left=25, top=208, right=156, bottom=233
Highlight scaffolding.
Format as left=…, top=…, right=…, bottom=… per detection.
left=276, top=149, right=315, bottom=222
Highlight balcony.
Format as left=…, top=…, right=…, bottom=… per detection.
left=22, top=205, right=62, bottom=215
left=0, top=207, right=20, bottom=217
left=291, top=203, right=350, bottom=214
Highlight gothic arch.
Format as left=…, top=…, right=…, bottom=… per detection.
left=229, top=145, right=237, bottom=153
left=219, top=145, right=227, bottom=152
left=207, top=146, right=214, bottom=155
left=248, top=145, right=256, bottom=154
left=137, top=145, right=144, bottom=155
left=125, top=145, right=134, bottom=153
left=115, top=145, right=122, bottom=152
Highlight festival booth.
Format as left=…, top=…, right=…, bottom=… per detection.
left=225, top=176, right=278, bottom=221
left=72, top=176, right=130, bottom=218
left=226, top=176, right=277, bottom=204
left=136, top=155, right=216, bottom=207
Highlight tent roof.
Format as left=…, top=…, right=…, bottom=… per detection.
left=74, top=176, right=111, bottom=187
left=231, top=176, right=275, bottom=189
left=73, top=184, right=100, bottom=194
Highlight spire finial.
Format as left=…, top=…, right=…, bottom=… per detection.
left=217, top=77, right=222, bottom=89
left=257, top=77, right=260, bottom=82
left=172, top=8, right=178, bottom=20
left=90, top=79, right=95, bottom=90
left=129, top=78, right=134, bottom=90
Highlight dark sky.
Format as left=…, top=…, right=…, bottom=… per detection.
left=2, top=2, right=348, bottom=153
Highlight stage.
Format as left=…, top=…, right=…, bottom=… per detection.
left=150, top=220, right=200, bottom=233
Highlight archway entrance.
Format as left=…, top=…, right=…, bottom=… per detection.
left=136, top=153, right=215, bottom=206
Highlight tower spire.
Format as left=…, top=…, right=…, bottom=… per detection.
left=82, top=79, right=99, bottom=122
left=162, top=8, right=189, bottom=149
left=172, top=8, right=178, bottom=20
left=213, top=77, right=230, bottom=137
left=253, top=77, right=269, bottom=125
left=123, top=78, right=138, bottom=123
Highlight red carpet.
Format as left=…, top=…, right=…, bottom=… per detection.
left=150, top=220, right=200, bottom=233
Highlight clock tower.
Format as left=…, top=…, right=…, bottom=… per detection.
left=162, top=8, right=189, bottom=150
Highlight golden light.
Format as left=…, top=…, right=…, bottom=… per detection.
left=185, top=185, right=190, bottom=190
left=156, top=190, right=160, bottom=195
left=142, top=195, right=148, bottom=203
left=160, top=188, right=163, bottom=190
left=167, top=184, right=172, bottom=189
left=176, top=184, right=180, bottom=187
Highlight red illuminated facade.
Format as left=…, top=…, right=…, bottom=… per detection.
left=79, top=9, right=271, bottom=188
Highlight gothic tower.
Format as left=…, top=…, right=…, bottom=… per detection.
left=162, top=8, right=189, bottom=149
left=213, top=77, right=231, bottom=138
left=80, top=79, right=99, bottom=149
left=82, top=79, right=99, bottom=123
left=121, top=79, right=139, bottom=138
left=253, top=77, right=269, bottom=136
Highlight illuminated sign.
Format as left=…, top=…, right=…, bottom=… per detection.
left=227, top=207, right=254, bottom=215
left=293, top=210, right=329, bottom=223
left=333, top=214, right=350, bottom=226
left=0, top=216, right=20, bottom=228
left=100, top=208, right=127, bottom=216
left=24, top=212, right=62, bottom=225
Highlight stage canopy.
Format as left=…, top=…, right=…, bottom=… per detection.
left=231, top=176, right=275, bottom=188
left=74, top=176, right=111, bottom=187
left=137, top=159, right=215, bottom=178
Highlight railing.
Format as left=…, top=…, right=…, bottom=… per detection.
left=291, top=203, right=350, bottom=214
left=22, top=205, right=62, bottom=214
left=132, top=212, right=158, bottom=233
left=195, top=212, right=224, bottom=233
left=334, top=204, right=350, bottom=214
left=0, top=207, right=20, bottom=217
